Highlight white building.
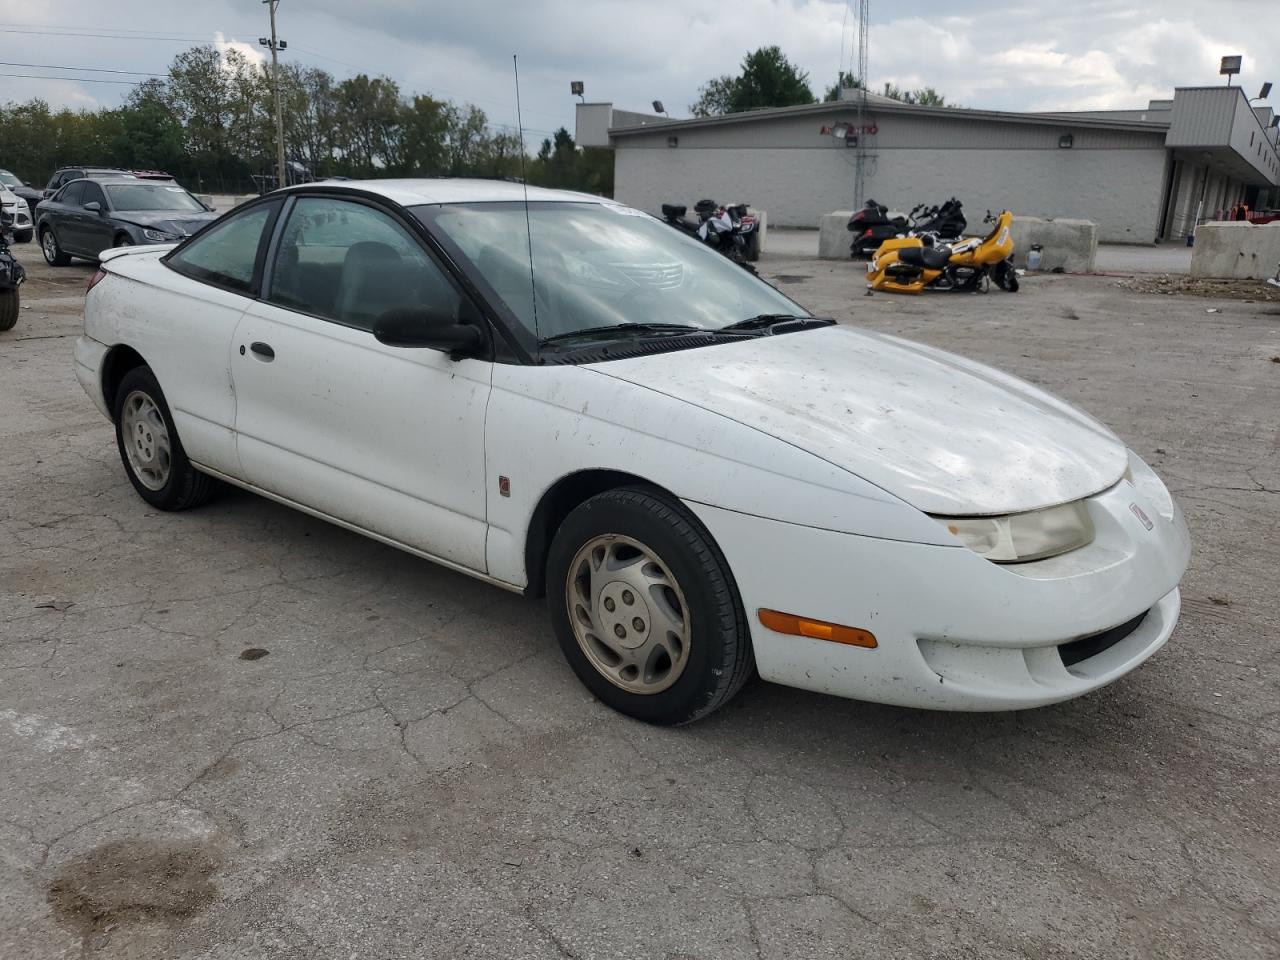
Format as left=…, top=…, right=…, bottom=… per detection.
left=578, top=87, right=1280, bottom=243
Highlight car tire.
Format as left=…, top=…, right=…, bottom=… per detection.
left=546, top=487, right=754, bottom=724
left=113, top=234, right=132, bottom=248
left=113, top=366, right=216, bottom=511
left=15, top=229, right=32, bottom=244
left=0, top=289, right=17, bottom=331
left=40, top=227, right=71, bottom=266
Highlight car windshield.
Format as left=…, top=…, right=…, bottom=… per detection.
left=415, top=201, right=806, bottom=343
left=105, top=183, right=204, bottom=212
left=0, top=170, right=21, bottom=188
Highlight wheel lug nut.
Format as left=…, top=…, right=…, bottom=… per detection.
left=633, top=618, right=645, bottom=632
left=613, top=624, right=626, bottom=639
left=622, top=590, right=634, bottom=605
left=604, top=597, right=615, bottom=612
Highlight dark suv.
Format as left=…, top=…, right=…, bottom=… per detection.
left=42, top=166, right=136, bottom=199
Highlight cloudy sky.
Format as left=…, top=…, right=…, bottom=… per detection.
left=3, top=0, right=1278, bottom=141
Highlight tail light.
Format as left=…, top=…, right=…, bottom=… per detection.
left=862, top=229, right=873, bottom=239
left=87, top=268, right=107, bottom=293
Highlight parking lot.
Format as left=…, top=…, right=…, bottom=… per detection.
left=2, top=244, right=1278, bottom=959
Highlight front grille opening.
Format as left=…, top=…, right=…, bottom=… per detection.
left=1058, top=611, right=1149, bottom=667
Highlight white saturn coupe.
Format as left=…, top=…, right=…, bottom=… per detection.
left=74, top=180, right=1190, bottom=724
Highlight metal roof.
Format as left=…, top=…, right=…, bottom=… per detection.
left=609, top=98, right=1172, bottom=137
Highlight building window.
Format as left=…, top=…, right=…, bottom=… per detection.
left=1059, top=134, right=1073, bottom=149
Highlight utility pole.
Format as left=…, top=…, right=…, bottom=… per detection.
left=260, top=1, right=287, bottom=189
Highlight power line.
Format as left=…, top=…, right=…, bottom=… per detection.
left=0, top=60, right=165, bottom=77
left=0, top=27, right=229, bottom=42
left=0, top=71, right=143, bottom=85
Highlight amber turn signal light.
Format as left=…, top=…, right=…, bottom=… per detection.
left=757, top=609, right=877, bottom=648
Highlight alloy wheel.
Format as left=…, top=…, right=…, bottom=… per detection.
left=120, top=390, right=172, bottom=491
left=565, top=534, right=691, bottom=694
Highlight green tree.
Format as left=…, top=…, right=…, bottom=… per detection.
left=335, top=74, right=402, bottom=173
left=690, top=46, right=815, bottom=117
left=823, top=71, right=862, bottom=102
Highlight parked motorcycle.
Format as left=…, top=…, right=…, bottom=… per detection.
left=866, top=210, right=1018, bottom=295
left=847, top=197, right=967, bottom=259
left=0, top=206, right=25, bottom=332
left=662, top=199, right=758, bottom=271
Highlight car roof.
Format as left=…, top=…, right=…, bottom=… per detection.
left=281, top=178, right=610, bottom=207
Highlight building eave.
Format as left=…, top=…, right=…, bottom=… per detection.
left=609, top=99, right=1171, bottom=138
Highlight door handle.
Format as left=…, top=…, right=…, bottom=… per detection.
left=249, top=341, right=275, bottom=361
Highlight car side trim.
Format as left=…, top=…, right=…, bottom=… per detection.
left=189, top=461, right=525, bottom=594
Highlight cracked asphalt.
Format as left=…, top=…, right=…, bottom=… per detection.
left=2, top=245, right=1278, bottom=959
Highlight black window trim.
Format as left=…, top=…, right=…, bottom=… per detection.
left=255, top=192, right=493, bottom=361
left=162, top=195, right=283, bottom=298
left=260, top=185, right=529, bottom=363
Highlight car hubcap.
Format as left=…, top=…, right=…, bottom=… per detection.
left=566, top=534, right=691, bottom=694
left=42, top=232, right=56, bottom=262
left=121, top=390, right=172, bottom=491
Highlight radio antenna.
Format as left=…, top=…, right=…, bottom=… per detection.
left=513, top=54, right=539, bottom=343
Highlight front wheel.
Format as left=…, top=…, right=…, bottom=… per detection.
left=995, top=258, right=1020, bottom=292
left=40, top=228, right=71, bottom=266
left=113, top=366, right=216, bottom=510
left=546, top=488, right=754, bottom=724
left=744, top=231, right=761, bottom=262
left=113, top=234, right=133, bottom=248
left=0, top=289, right=17, bottom=331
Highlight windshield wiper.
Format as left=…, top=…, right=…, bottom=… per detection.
left=718, top=314, right=834, bottom=333
left=540, top=322, right=710, bottom=346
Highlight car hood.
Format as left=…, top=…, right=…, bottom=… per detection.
left=589, top=325, right=1128, bottom=516
left=114, top=210, right=218, bottom=236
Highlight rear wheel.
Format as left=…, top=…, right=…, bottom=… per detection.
left=744, top=231, right=761, bottom=262
left=546, top=487, right=754, bottom=725
left=0, top=289, right=17, bottom=331
left=113, top=366, right=216, bottom=510
left=40, top=227, right=70, bottom=266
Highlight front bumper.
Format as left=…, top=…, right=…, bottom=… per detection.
left=687, top=458, right=1190, bottom=711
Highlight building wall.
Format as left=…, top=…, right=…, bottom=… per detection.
left=615, top=142, right=1169, bottom=242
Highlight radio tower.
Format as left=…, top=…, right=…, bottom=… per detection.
left=854, top=0, right=870, bottom=206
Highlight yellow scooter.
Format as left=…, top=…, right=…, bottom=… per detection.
left=866, top=210, right=1018, bottom=294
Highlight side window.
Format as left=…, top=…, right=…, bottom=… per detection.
left=167, top=203, right=276, bottom=295
left=81, top=182, right=106, bottom=208
left=267, top=197, right=460, bottom=332
left=59, top=182, right=86, bottom=207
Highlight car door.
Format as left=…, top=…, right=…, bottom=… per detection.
left=78, top=181, right=114, bottom=256
left=47, top=181, right=85, bottom=253
left=150, top=199, right=283, bottom=476
left=231, top=194, right=493, bottom=572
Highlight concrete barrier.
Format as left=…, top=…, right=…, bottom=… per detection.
left=1189, top=221, right=1280, bottom=279
left=818, top=210, right=855, bottom=259
left=1009, top=216, right=1097, bottom=273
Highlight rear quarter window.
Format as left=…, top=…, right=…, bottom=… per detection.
left=166, top=202, right=278, bottom=295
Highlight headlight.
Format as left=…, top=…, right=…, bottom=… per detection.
left=142, top=228, right=178, bottom=242
left=935, top=500, right=1094, bottom=563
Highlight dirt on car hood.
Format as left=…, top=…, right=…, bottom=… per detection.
left=591, top=324, right=1128, bottom=516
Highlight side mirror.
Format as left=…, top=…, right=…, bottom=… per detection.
left=372, top=308, right=484, bottom=359
left=84, top=201, right=103, bottom=214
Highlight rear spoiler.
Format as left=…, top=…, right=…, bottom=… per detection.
left=98, top=243, right=178, bottom=265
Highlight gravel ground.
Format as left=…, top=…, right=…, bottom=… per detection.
left=1, top=244, right=1278, bottom=960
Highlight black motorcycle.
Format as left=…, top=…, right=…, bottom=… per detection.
left=0, top=206, right=25, bottom=332
left=662, top=199, right=758, bottom=272
left=847, top=197, right=967, bottom=259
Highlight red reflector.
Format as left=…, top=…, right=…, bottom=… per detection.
left=87, top=268, right=107, bottom=293
left=862, top=229, right=873, bottom=238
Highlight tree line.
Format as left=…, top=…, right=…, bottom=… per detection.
left=690, top=47, right=948, bottom=116
left=0, top=44, right=612, bottom=196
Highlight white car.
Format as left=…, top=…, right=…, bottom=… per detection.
left=73, top=180, right=1190, bottom=724
left=0, top=183, right=32, bottom=244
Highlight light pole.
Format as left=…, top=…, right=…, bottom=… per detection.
left=260, top=1, right=287, bottom=189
